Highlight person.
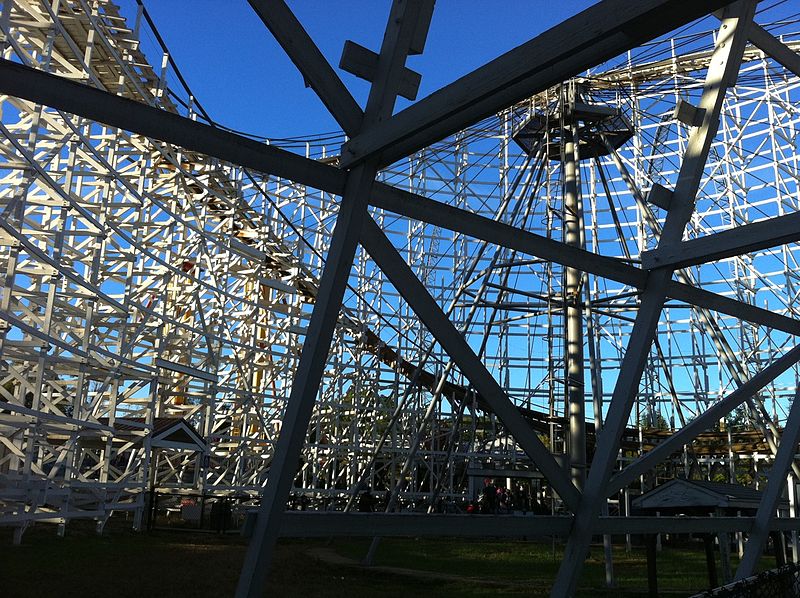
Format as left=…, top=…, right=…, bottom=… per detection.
left=497, top=486, right=508, bottom=513
left=482, top=478, right=497, bottom=514
left=357, top=490, right=374, bottom=512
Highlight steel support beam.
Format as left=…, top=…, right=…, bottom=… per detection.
left=359, top=215, right=581, bottom=510
left=735, top=388, right=800, bottom=579
left=642, top=210, right=800, bottom=270
left=552, top=4, right=756, bottom=594
left=339, top=0, right=738, bottom=169
left=0, top=58, right=347, bottom=194
left=236, top=2, right=432, bottom=595
left=274, top=512, right=800, bottom=538
left=235, top=164, right=373, bottom=598
left=664, top=283, right=800, bottom=335
left=370, top=184, right=800, bottom=336
left=247, top=0, right=364, bottom=135
left=563, top=114, right=587, bottom=489
left=608, top=344, right=800, bottom=495
left=747, top=22, right=800, bottom=78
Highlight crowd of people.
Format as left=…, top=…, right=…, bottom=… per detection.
left=464, top=478, right=547, bottom=515
left=290, top=478, right=548, bottom=515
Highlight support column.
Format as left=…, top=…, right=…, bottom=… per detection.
left=236, top=164, right=375, bottom=598
left=645, top=534, right=658, bottom=598
left=551, top=4, right=756, bottom=594
left=236, top=2, right=432, bottom=596
left=736, top=387, right=800, bottom=579
left=563, top=92, right=586, bottom=490
left=719, top=531, right=732, bottom=583
left=789, top=476, right=799, bottom=562
left=704, top=534, right=719, bottom=589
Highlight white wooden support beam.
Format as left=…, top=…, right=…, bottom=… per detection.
left=340, top=40, right=422, bottom=100
left=359, top=216, right=581, bottom=510
left=642, top=210, right=800, bottom=270
left=247, top=0, right=364, bottom=136
left=339, top=0, right=739, bottom=169
left=154, top=358, right=218, bottom=384
left=736, top=388, right=800, bottom=579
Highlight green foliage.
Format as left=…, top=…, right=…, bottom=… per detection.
left=726, top=405, right=754, bottom=431
left=637, top=410, right=669, bottom=430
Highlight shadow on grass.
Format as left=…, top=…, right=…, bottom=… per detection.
left=2, top=522, right=777, bottom=597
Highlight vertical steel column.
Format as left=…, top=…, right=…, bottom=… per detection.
left=563, top=85, right=586, bottom=489
left=551, top=4, right=756, bottom=595
left=235, top=164, right=374, bottom=598
left=236, top=2, right=430, bottom=596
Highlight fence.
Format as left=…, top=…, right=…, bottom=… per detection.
left=690, top=562, right=800, bottom=598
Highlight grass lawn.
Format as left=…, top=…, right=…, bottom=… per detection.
left=2, top=521, right=777, bottom=597
left=334, top=535, right=779, bottom=595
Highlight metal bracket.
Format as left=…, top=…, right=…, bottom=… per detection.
left=674, top=98, right=706, bottom=127
left=647, top=183, right=673, bottom=210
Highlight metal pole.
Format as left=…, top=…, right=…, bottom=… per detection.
left=563, top=83, right=586, bottom=490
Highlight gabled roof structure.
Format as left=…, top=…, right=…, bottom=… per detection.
left=633, top=479, right=768, bottom=511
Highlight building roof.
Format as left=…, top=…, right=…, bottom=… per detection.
left=632, top=478, right=772, bottom=511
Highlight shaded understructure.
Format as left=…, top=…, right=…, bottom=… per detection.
left=2, top=1, right=800, bottom=596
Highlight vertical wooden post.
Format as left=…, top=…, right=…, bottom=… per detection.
left=772, top=531, right=787, bottom=567
left=646, top=534, right=658, bottom=598
left=719, top=531, right=732, bottom=582
left=704, top=533, right=719, bottom=588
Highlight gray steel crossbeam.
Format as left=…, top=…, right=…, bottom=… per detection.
left=339, top=0, right=739, bottom=169
left=275, top=512, right=800, bottom=537
left=247, top=0, right=364, bottom=135
left=735, top=387, right=800, bottom=579
left=359, top=215, right=581, bottom=511
left=551, top=4, right=756, bottom=595
left=6, top=55, right=794, bottom=337
left=371, top=183, right=644, bottom=286
left=642, top=210, right=800, bottom=270
left=666, top=283, right=800, bottom=335
left=746, top=21, right=800, bottom=78
left=236, top=2, right=433, bottom=596
left=361, top=0, right=431, bottom=127
left=370, top=184, right=800, bottom=336
left=607, top=343, right=800, bottom=495
left=0, top=58, right=348, bottom=195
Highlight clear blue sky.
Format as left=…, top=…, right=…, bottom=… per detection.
left=119, top=1, right=595, bottom=138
